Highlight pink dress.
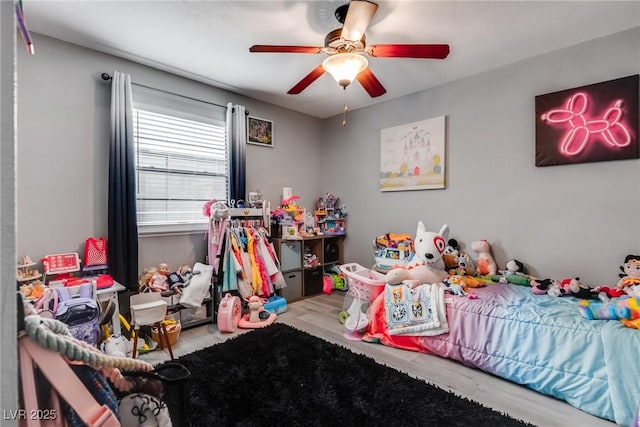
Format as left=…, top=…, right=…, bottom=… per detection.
left=150, top=273, right=169, bottom=292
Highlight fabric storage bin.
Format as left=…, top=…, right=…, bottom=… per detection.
left=280, top=270, right=303, bottom=302
left=324, top=237, right=341, bottom=264
left=304, top=267, right=324, bottom=296
left=280, top=240, right=302, bottom=271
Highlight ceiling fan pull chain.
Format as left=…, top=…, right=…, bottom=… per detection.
left=342, top=87, right=349, bottom=127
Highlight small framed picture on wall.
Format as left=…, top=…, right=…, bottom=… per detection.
left=247, top=116, right=274, bottom=147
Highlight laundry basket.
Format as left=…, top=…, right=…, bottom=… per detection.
left=339, top=263, right=387, bottom=302
left=338, top=263, right=387, bottom=340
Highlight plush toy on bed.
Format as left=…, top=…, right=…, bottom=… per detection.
left=616, top=255, right=640, bottom=289
left=626, top=284, right=640, bottom=298
left=590, top=256, right=640, bottom=300
left=448, top=274, right=486, bottom=289
left=494, top=259, right=530, bottom=286
left=442, top=238, right=460, bottom=271
left=457, top=253, right=476, bottom=276
left=448, top=252, right=476, bottom=276
left=558, top=277, right=599, bottom=299
left=531, top=278, right=561, bottom=295
left=594, top=285, right=627, bottom=299
left=578, top=296, right=640, bottom=321
left=385, top=222, right=450, bottom=287
left=471, top=239, right=498, bottom=276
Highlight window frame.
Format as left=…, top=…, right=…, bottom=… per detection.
left=131, top=100, right=228, bottom=236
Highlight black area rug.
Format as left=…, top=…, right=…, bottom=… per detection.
left=168, top=323, right=535, bottom=427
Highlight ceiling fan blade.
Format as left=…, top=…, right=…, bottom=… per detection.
left=250, top=45, right=323, bottom=54
left=356, top=68, right=386, bottom=98
left=368, top=44, right=450, bottom=59
left=288, top=65, right=326, bottom=95
left=341, top=0, right=379, bottom=43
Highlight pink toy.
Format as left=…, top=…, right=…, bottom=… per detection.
left=281, top=194, right=300, bottom=206
left=471, top=240, right=497, bottom=276
left=217, top=293, right=242, bottom=333
left=531, top=278, right=561, bottom=295
left=323, top=275, right=334, bottom=294
left=238, top=295, right=276, bottom=329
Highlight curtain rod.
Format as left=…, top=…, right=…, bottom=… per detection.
left=101, top=72, right=229, bottom=110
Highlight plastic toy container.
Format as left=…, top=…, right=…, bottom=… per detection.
left=339, top=263, right=387, bottom=302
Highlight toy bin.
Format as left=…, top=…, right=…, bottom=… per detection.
left=339, top=263, right=387, bottom=302
left=151, top=319, right=181, bottom=349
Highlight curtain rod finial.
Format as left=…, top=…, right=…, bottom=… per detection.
left=101, top=73, right=112, bottom=81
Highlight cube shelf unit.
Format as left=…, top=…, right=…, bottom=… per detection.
left=274, top=235, right=345, bottom=302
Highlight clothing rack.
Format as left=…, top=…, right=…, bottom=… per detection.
left=207, top=204, right=278, bottom=333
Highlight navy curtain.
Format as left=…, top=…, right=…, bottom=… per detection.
left=226, top=103, right=246, bottom=202
left=108, top=71, right=139, bottom=290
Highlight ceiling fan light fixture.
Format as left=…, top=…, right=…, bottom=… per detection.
left=322, top=53, right=368, bottom=88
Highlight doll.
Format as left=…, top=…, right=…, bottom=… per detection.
left=138, top=268, right=156, bottom=292
left=616, top=255, right=640, bottom=289
left=150, top=263, right=170, bottom=292
left=167, top=264, right=192, bottom=294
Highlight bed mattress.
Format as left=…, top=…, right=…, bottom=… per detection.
left=364, top=283, right=640, bottom=425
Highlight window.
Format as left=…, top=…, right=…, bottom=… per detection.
left=132, top=86, right=227, bottom=233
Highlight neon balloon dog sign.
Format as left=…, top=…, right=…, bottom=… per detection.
left=541, top=92, right=632, bottom=157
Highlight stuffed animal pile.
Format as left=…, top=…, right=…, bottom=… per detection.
left=384, top=222, right=450, bottom=287
left=577, top=255, right=640, bottom=328
left=378, top=222, right=640, bottom=329
left=383, top=222, right=515, bottom=297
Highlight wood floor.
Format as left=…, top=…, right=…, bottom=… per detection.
left=139, top=292, right=616, bottom=427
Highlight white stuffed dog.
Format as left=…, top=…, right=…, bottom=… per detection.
left=385, top=222, right=450, bottom=287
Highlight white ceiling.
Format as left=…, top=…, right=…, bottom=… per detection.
left=22, top=1, right=640, bottom=119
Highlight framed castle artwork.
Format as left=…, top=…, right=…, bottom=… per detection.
left=380, top=115, right=446, bottom=191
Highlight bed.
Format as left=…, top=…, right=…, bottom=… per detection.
left=363, top=282, right=640, bottom=425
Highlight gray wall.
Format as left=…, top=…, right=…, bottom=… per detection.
left=322, top=27, right=640, bottom=286
left=16, top=34, right=323, bottom=282
left=15, top=29, right=640, bottom=287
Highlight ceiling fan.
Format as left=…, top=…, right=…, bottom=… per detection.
left=249, top=0, right=450, bottom=98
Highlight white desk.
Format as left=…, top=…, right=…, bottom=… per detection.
left=96, top=281, right=126, bottom=336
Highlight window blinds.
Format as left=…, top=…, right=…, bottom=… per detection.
left=132, top=86, right=228, bottom=226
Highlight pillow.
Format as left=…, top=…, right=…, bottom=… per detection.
left=179, top=262, right=213, bottom=308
